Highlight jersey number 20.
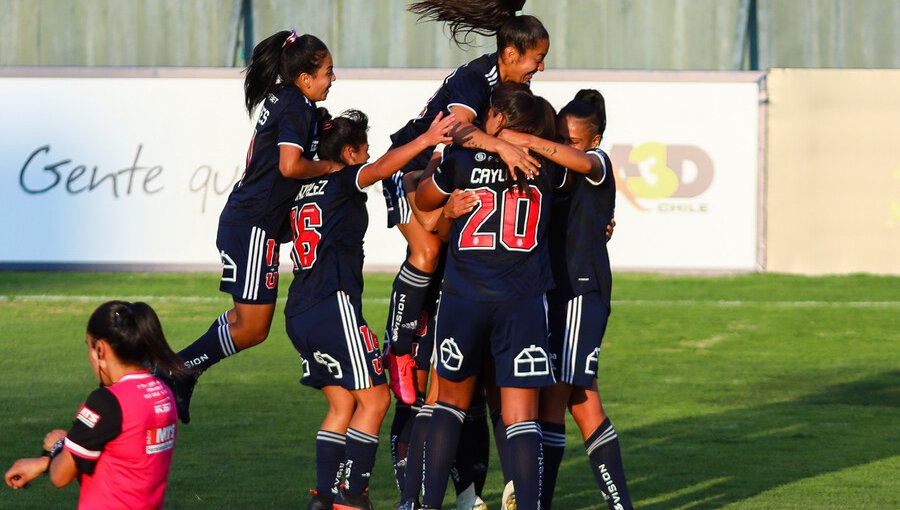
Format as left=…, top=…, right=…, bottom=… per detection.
left=290, top=204, right=322, bottom=269
left=459, top=186, right=541, bottom=252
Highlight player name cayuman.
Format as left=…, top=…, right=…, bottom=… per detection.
left=469, top=167, right=507, bottom=184
left=295, top=180, right=328, bottom=199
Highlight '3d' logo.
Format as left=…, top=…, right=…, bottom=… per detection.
left=611, top=143, right=714, bottom=212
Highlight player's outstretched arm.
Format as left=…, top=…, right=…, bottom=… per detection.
left=278, top=145, right=343, bottom=179
left=357, top=112, right=456, bottom=189
left=498, top=129, right=601, bottom=180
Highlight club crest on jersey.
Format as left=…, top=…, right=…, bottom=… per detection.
left=475, top=151, right=487, bottom=162
left=514, top=345, right=550, bottom=377
left=76, top=405, right=101, bottom=428
left=439, top=338, right=464, bottom=371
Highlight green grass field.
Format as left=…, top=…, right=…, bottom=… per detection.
left=1, top=271, right=898, bottom=509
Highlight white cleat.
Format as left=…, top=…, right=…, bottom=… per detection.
left=501, top=480, right=516, bottom=510
left=456, top=482, right=488, bottom=510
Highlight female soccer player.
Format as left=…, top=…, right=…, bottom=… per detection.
left=283, top=108, right=455, bottom=510
left=411, top=83, right=597, bottom=510
left=382, top=0, right=550, bottom=403
left=383, top=2, right=552, bottom=500
left=165, top=30, right=342, bottom=423
left=5, top=301, right=184, bottom=510
left=507, top=89, right=633, bottom=509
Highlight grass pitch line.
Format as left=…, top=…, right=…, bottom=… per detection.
left=1, top=295, right=899, bottom=308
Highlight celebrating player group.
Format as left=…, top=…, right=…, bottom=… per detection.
left=4, top=1, right=634, bottom=509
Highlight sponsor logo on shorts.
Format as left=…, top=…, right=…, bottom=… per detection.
left=313, top=351, right=343, bottom=379
left=585, top=347, right=600, bottom=376
left=76, top=405, right=101, bottom=428
left=220, top=251, right=237, bottom=282
left=439, top=338, right=463, bottom=371
left=146, top=424, right=176, bottom=454
left=300, top=355, right=310, bottom=379
left=514, top=345, right=550, bottom=377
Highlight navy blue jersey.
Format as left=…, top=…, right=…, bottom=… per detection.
left=388, top=53, right=500, bottom=171
left=549, top=148, right=616, bottom=305
left=220, top=85, right=319, bottom=241
left=284, top=164, right=369, bottom=316
left=432, top=145, right=562, bottom=301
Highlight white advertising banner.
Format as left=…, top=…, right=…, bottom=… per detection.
left=0, top=69, right=762, bottom=272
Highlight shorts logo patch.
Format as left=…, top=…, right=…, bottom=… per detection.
left=76, top=405, right=101, bottom=428
left=220, top=250, right=237, bottom=282
left=439, top=337, right=464, bottom=371
left=585, top=347, right=601, bottom=376
left=299, top=354, right=310, bottom=379
left=313, top=351, right=343, bottom=379
left=514, top=345, right=550, bottom=377
left=146, top=424, right=176, bottom=454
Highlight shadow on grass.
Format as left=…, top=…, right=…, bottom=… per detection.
left=551, top=370, right=900, bottom=509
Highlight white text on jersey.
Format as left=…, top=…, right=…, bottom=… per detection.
left=296, top=180, right=328, bottom=200
left=470, top=167, right=507, bottom=184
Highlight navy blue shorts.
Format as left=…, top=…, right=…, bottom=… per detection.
left=216, top=224, right=280, bottom=304
left=380, top=142, right=433, bottom=228
left=547, top=291, right=609, bottom=388
left=381, top=170, right=412, bottom=228
left=286, top=291, right=387, bottom=391
left=433, top=292, right=555, bottom=388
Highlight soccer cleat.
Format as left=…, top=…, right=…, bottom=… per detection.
left=333, top=487, right=374, bottom=510
left=396, top=500, right=419, bottom=510
left=172, top=371, right=200, bottom=424
left=456, top=482, right=488, bottom=510
left=308, top=489, right=335, bottom=510
left=501, top=480, right=516, bottom=510
left=387, top=347, right=418, bottom=405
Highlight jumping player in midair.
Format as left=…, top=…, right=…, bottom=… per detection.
left=163, top=30, right=342, bottom=423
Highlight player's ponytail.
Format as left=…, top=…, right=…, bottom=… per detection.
left=243, top=30, right=330, bottom=115
left=409, top=0, right=547, bottom=53
left=490, top=82, right=557, bottom=194
left=559, top=89, right=607, bottom=139
left=316, top=108, right=370, bottom=164
left=87, top=301, right=188, bottom=379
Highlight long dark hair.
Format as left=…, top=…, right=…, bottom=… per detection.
left=87, top=301, right=188, bottom=379
left=409, top=0, right=548, bottom=52
left=315, top=108, right=369, bottom=163
left=243, top=30, right=330, bottom=115
left=490, top=82, right=557, bottom=193
left=559, top=88, right=607, bottom=139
